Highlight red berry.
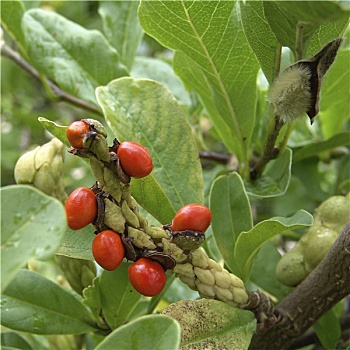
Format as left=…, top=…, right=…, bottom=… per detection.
left=117, top=141, right=153, bottom=178
left=128, top=258, right=166, bottom=296
left=65, top=187, right=97, bottom=230
left=171, top=203, right=212, bottom=232
left=66, top=120, right=89, bottom=149
left=92, top=230, right=125, bottom=271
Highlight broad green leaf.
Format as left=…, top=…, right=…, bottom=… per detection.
left=1, top=185, right=67, bottom=291
left=131, top=56, right=191, bottom=106
left=1, top=332, right=33, bottom=350
left=275, top=1, right=350, bottom=25
left=0, top=0, right=26, bottom=53
left=173, top=52, right=239, bottom=157
left=98, top=1, right=143, bottom=70
left=240, top=1, right=279, bottom=84
left=139, top=0, right=259, bottom=165
left=250, top=242, right=292, bottom=302
left=306, top=17, right=349, bottom=57
left=209, top=173, right=253, bottom=275
left=293, top=132, right=350, bottom=162
left=22, top=9, right=129, bottom=106
left=319, top=50, right=350, bottom=138
left=96, top=77, right=203, bottom=212
left=95, top=315, right=180, bottom=350
left=263, top=2, right=312, bottom=54
left=99, top=263, right=142, bottom=329
left=38, top=117, right=69, bottom=146
left=264, top=2, right=348, bottom=56
left=130, top=177, right=175, bottom=224
left=56, top=226, right=94, bottom=261
left=245, top=148, right=292, bottom=198
left=234, top=210, right=313, bottom=281
left=162, top=299, right=256, bottom=349
left=313, top=309, right=341, bottom=349
left=1, top=269, right=96, bottom=334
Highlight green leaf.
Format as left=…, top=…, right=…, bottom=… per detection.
left=95, top=315, right=180, bottom=350
left=56, top=226, right=94, bottom=261
left=306, top=17, right=349, bottom=57
left=0, top=0, right=26, bottom=53
left=139, top=0, right=259, bottom=165
left=1, top=269, right=96, bottom=334
left=21, top=9, right=129, bottom=106
left=274, top=1, right=349, bottom=25
left=83, top=276, right=102, bottom=322
left=250, top=242, right=292, bottom=301
left=262, top=2, right=303, bottom=54
left=240, top=1, right=279, bottom=84
left=130, top=177, right=176, bottom=224
left=99, top=263, right=142, bottom=329
left=173, top=52, right=239, bottom=157
left=319, top=50, right=350, bottom=138
left=98, top=1, right=143, bottom=70
left=234, top=210, right=313, bottom=281
left=38, top=117, right=69, bottom=146
left=1, top=332, right=33, bottom=350
left=162, top=299, right=256, bottom=349
left=245, top=148, right=292, bottom=198
left=1, top=185, right=67, bottom=291
left=313, top=309, right=341, bottom=349
left=293, top=132, right=350, bottom=162
left=264, top=1, right=348, bottom=56
left=131, top=56, right=191, bottom=106
left=209, top=173, right=253, bottom=276
left=96, top=77, right=203, bottom=212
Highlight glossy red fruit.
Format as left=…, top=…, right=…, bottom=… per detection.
left=92, top=230, right=125, bottom=271
left=65, top=187, right=97, bottom=230
left=117, top=141, right=153, bottom=178
left=128, top=258, right=166, bottom=296
left=171, top=203, right=212, bottom=233
left=66, top=120, right=89, bottom=149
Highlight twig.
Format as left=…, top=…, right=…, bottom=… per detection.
left=248, top=220, right=350, bottom=350
left=1, top=43, right=102, bottom=115
left=198, top=151, right=231, bottom=164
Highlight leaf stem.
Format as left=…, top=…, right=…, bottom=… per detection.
left=1, top=43, right=102, bottom=116
left=250, top=113, right=285, bottom=180
left=295, top=22, right=306, bottom=61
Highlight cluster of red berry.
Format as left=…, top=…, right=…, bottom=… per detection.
left=64, top=120, right=212, bottom=297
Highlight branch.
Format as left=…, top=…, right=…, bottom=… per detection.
left=198, top=151, right=231, bottom=164
left=249, top=220, right=350, bottom=350
left=1, top=43, right=102, bottom=115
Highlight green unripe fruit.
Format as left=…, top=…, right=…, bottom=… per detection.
left=276, top=247, right=308, bottom=287
left=314, top=195, right=350, bottom=231
left=299, top=225, right=338, bottom=270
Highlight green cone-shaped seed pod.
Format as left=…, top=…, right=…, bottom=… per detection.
left=14, top=138, right=66, bottom=202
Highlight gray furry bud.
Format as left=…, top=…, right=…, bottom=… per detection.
left=269, top=38, right=343, bottom=124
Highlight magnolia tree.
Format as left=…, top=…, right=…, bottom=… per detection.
left=1, top=1, right=350, bottom=350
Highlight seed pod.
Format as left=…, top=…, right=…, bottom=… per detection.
left=127, top=227, right=156, bottom=250
left=103, top=198, right=126, bottom=233
left=142, top=250, right=176, bottom=270
left=145, top=226, right=169, bottom=240
left=14, top=138, right=66, bottom=202
left=171, top=230, right=205, bottom=251
left=121, top=200, right=140, bottom=228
